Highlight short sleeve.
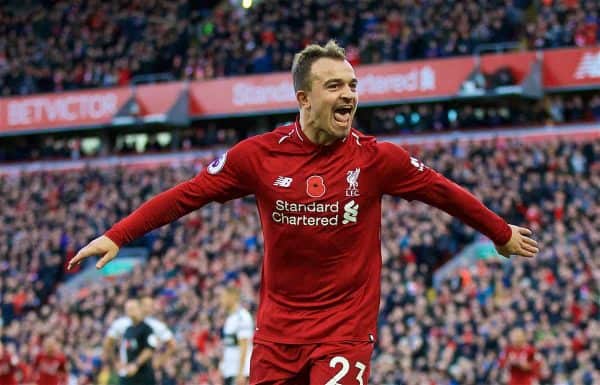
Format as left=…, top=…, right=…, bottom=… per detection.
left=106, top=317, right=130, bottom=339
left=147, top=318, right=174, bottom=342
left=146, top=334, right=158, bottom=349
left=141, top=325, right=157, bottom=350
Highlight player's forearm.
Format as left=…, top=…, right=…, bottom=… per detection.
left=103, top=338, right=117, bottom=365
left=134, top=348, right=154, bottom=367
left=415, top=174, right=511, bottom=245
left=105, top=180, right=209, bottom=246
left=157, top=340, right=176, bottom=367
left=238, top=339, right=249, bottom=378
left=165, top=339, right=176, bottom=356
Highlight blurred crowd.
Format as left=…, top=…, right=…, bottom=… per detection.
left=0, top=135, right=598, bottom=384
left=1, top=92, right=599, bottom=163
left=374, top=136, right=599, bottom=385
left=1, top=0, right=599, bottom=96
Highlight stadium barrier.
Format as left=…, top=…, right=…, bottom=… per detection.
left=1, top=122, right=598, bottom=176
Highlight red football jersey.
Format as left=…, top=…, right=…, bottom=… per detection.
left=106, top=122, right=511, bottom=343
left=499, top=345, right=539, bottom=385
left=0, top=351, right=18, bottom=385
left=34, top=352, right=66, bottom=385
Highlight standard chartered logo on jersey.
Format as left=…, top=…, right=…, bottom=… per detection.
left=272, top=199, right=359, bottom=226
left=342, top=200, right=359, bottom=224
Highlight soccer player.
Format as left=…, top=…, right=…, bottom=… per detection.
left=499, top=328, right=540, bottom=385
left=104, top=296, right=175, bottom=369
left=219, top=286, right=254, bottom=385
left=139, top=296, right=176, bottom=367
left=33, top=336, right=68, bottom=385
left=114, top=299, right=157, bottom=385
left=0, top=341, right=19, bottom=385
left=68, top=40, right=539, bottom=384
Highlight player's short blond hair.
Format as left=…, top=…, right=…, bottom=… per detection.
left=292, top=40, right=346, bottom=92
left=224, top=285, right=240, bottom=298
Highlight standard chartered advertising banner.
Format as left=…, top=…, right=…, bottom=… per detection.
left=188, top=56, right=475, bottom=117
left=1, top=46, right=598, bottom=134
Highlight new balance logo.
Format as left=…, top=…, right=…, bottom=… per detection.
left=342, top=200, right=359, bottom=224
left=273, top=176, right=293, bottom=188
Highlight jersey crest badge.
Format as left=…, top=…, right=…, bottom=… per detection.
left=345, top=168, right=360, bottom=197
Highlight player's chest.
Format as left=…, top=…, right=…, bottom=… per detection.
left=223, top=316, right=238, bottom=335
left=39, top=358, right=60, bottom=373
left=124, top=329, right=144, bottom=346
left=253, top=149, right=378, bottom=230
left=257, top=151, right=374, bottom=202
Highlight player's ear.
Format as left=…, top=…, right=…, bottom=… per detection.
left=296, top=90, right=310, bottom=110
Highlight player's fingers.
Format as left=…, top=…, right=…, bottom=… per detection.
left=522, top=237, right=538, bottom=247
left=521, top=243, right=539, bottom=254
left=96, top=249, right=118, bottom=269
left=517, top=227, right=533, bottom=236
left=516, top=247, right=536, bottom=258
left=68, top=247, right=95, bottom=270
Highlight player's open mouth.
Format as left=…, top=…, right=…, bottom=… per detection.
left=333, top=106, right=353, bottom=125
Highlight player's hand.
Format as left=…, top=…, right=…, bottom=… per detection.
left=117, top=362, right=127, bottom=377
left=126, top=363, right=139, bottom=376
left=236, top=374, right=247, bottom=385
left=495, top=225, right=539, bottom=258
left=67, top=235, right=120, bottom=270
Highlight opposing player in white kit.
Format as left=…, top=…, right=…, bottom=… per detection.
left=220, top=286, right=254, bottom=385
left=104, top=297, right=175, bottom=368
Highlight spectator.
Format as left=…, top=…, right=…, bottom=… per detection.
left=1, top=0, right=598, bottom=97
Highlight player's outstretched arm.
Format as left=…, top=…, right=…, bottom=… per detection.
left=68, top=235, right=119, bottom=270
left=377, top=144, right=540, bottom=259
left=66, top=179, right=206, bottom=271
left=67, top=144, right=253, bottom=271
left=495, top=224, right=539, bottom=258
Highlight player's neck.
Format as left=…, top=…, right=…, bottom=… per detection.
left=299, top=113, right=337, bottom=146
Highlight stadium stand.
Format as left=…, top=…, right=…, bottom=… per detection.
left=0, top=0, right=599, bottom=96
left=0, top=136, right=598, bottom=384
